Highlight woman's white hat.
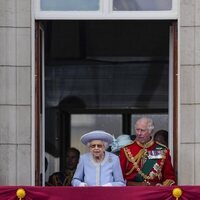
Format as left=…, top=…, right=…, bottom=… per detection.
left=81, top=130, right=113, bottom=145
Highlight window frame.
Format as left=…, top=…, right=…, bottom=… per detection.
left=34, top=19, right=178, bottom=185
left=34, top=0, right=178, bottom=20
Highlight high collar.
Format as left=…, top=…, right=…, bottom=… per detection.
left=136, top=137, right=154, bottom=148
left=90, top=151, right=107, bottom=165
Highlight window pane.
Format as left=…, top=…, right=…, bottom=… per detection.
left=113, top=0, right=172, bottom=11
left=41, top=0, right=99, bottom=11
left=131, top=114, right=168, bottom=135
left=71, top=114, right=122, bottom=154
left=46, top=62, right=169, bottom=109
left=45, top=21, right=169, bottom=110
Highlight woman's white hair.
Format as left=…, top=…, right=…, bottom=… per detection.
left=87, top=141, right=109, bottom=149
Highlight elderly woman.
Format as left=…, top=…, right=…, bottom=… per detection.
left=71, top=130, right=125, bottom=186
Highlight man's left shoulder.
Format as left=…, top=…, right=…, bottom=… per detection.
left=123, top=140, right=135, bottom=148
left=155, top=141, right=168, bottom=150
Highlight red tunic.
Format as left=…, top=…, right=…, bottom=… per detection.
left=119, top=139, right=176, bottom=186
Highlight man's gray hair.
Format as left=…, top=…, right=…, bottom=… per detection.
left=135, top=117, right=154, bottom=132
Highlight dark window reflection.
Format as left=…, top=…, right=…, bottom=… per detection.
left=44, top=20, right=170, bottom=110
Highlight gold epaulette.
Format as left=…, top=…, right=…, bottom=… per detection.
left=163, top=179, right=175, bottom=186
left=155, top=141, right=168, bottom=149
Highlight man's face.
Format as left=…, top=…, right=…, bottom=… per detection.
left=135, top=119, right=151, bottom=144
left=66, top=150, right=79, bottom=170
left=89, top=140, right=105, bottom=158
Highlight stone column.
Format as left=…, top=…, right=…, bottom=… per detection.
left=0, top=0, right=31, bottom=185
left=179, top=0, right=200, bottom=184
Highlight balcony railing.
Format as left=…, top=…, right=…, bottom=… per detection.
left=1, top=186, right=200, bottom=200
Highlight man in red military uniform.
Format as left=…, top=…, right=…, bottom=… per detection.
left=119, top=117, right=176, bottom=186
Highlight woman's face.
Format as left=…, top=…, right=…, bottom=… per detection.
left=89, top=140, right=105, bottom=158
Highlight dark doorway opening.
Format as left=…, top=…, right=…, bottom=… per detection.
left=41, top=20, right=174, bottom=179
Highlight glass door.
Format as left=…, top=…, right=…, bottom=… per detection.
left=42, top=20, right=176, bottom=182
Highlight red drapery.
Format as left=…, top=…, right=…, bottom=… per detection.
left=1, top=186, right=200, bottom=200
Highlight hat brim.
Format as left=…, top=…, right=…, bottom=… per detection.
left=81, top=130, right=113, bottom=145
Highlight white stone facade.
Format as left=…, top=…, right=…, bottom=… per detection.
left=0, top=0, right=31, bottom=185
left=0, top=0, right=200, bottom=185
left=179, top=0, right=200, bottom=184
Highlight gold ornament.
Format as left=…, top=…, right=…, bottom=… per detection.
left=172, top=187, right=182, bottom=200
left=16, top=188, right=26, bottom=200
